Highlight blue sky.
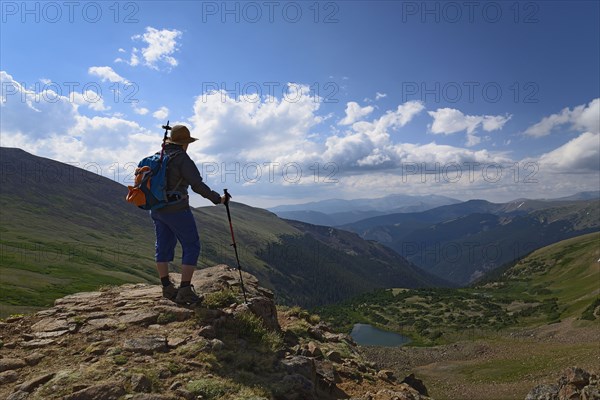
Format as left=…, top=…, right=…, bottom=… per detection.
left=1, top=1, right=599, bottom=207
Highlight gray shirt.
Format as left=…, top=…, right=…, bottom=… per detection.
left=157, top=144, right=221, bottom=212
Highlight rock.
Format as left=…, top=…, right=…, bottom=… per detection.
left=55, top=291, right=103, bottom=306
left=280, top=356, right=316, bottom=381
left=372, top=387, right=426, bottom=400
left=21, top=338, right=55, bottom=348
left=6, top=391, right=29, bottom=400
left=0, top=370, right=18, bottom=385
left=83, top=318, right=119, bottom=331
left=336, top=364, right=363, bottom=381
left=377, top=370, right=395, bottom=382
left=558, top=384, right=580, bottom=400
left=30, top=318, right=69, bottom=332
left=0, top=358, right=26, bottom=372
left=526, top=367, right=600, bottom=400
left=35, top=309, right=58, bottom=317
left=0, top=265, right=414, bottom=400
left=247, top=296, right=280, bottom=331
left=85, top=312, right=109, bottom=320
left=17, top=372, right=55, bottom=392
left=210, top=338, right=225, bottom=352
left=168, top=381, right=182, bottom=390
left=70, top=305, right=104, bottom=313
left=130, top=394, right=175, bottom=400
left=174, top=388, right=195, bottom=400
left=64, top=382, right=126, bottom=400
left=326, top=350, right=343, bottom=363
left=158, top=369, right=171, bottom=379
left=316, top=360, right=338, bottom=386
left=32, top=329, right=69, bottom=339
left=22, top=333, right=35, bottom=341
left=565, top=367, right=590, bottom=388
left=402, top=373, right=429, bottom=396
left=323, top=332, right=346, bottom=342
left=197, top=308, right=225, bottom=323
left=279, top=373, right=316, bottom=400
left=123, top=336, right=168, bottom=354
left=5, top=315, right=23, bottom=323
left=581, top=385, right=600, bottom=400
left=197, top=325, right=216, bottom=339
left=302, top=341, right=323, bottom=358
left=85, top=339, right=113, bottom=355
left=166, top=337, right=187, bottom=348
left=152, top=305, right=194, bottom=322
left=118, top=312, right=158, bottom=326
left=131, top=373, right=152, bottom=393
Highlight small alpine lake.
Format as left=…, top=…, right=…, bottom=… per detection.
left=349, top=323, right=411, bottom=347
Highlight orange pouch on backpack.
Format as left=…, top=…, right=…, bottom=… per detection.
left=125, top=166, right=151, bottom=207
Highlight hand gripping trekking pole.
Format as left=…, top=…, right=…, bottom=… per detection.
left=223, top=189, right=248, bottom=304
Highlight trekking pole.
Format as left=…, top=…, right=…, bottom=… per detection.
left=159, top=121, right=171, bottom=162
left=223, top=189, right=248, bottom=304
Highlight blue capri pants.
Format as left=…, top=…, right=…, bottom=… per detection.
left=150, top=208, right=201, bottom=266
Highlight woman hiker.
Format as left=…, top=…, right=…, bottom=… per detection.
left=152, top=125, right=226, bottom=305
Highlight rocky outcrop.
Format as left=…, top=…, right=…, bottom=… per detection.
left=526, top=367, right=599, bottom=400
left=0, top=264, right=431, bottom=399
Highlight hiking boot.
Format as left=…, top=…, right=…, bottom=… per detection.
left=175, top=285, right=203, bottom=305
left=162, top=283, right=178, bottom=301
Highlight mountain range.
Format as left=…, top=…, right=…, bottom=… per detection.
left=1, top=146, right=597, bottom=315
left=340, top=198, right=599, bottom=284
left=0, top=147, right=444, bottom=316
left=268, top=192, right=599, bottom=227
left=269, top=194, right=461, bottom=225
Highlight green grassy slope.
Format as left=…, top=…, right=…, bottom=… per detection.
left=0, top=148, right=158, bottom=317
left=484, top=231, right=600, bottom=319
left=318, top=232, right=600, bottom=345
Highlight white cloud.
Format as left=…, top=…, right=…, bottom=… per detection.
left=0, top=70, right=159, bottom=171
left=133, top=104, right=149, bottom=115
left=375, top=92, right=387, bottom=100
left=70, top=90, right=109, bottom=112
left=132, top=27, right=182, bottom=70
left=339, top=102, right=374, bottom=125
left=88, top=66, right=127, bottom=83
left=152, top=106, right=169, bottom=120
left=1, top=70, right=78, bottom=139
left=428, top=108, right=511, bottom=147
left=5, top=68, right=596, bottom=206
left=69, top=115, right=151, bottom=149
left=524, top=98, right=600, bottom=137
left=189, top=84, right=322, bottom=163
left=538, top=132, right=600, bottom=172
left=129, top=48, right=140, bottom=67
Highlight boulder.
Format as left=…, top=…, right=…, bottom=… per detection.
left=131, top=373, right=152, bottom=393
left=17, top=372, right=55, bottom=392
left=0, top=370, right=18, bottom=385
left=63, top=382, right=125, bottom=400
left=123, top=336, right=168, bottom=355
left=0, top=358, right=26, bottom=372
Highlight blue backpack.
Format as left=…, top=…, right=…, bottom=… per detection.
left=126, top=151, right=184, bottom=210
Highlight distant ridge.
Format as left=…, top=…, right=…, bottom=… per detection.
left=269, top=194, right=460, bottom=225
left=341, top=197, right=600, bottom=285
